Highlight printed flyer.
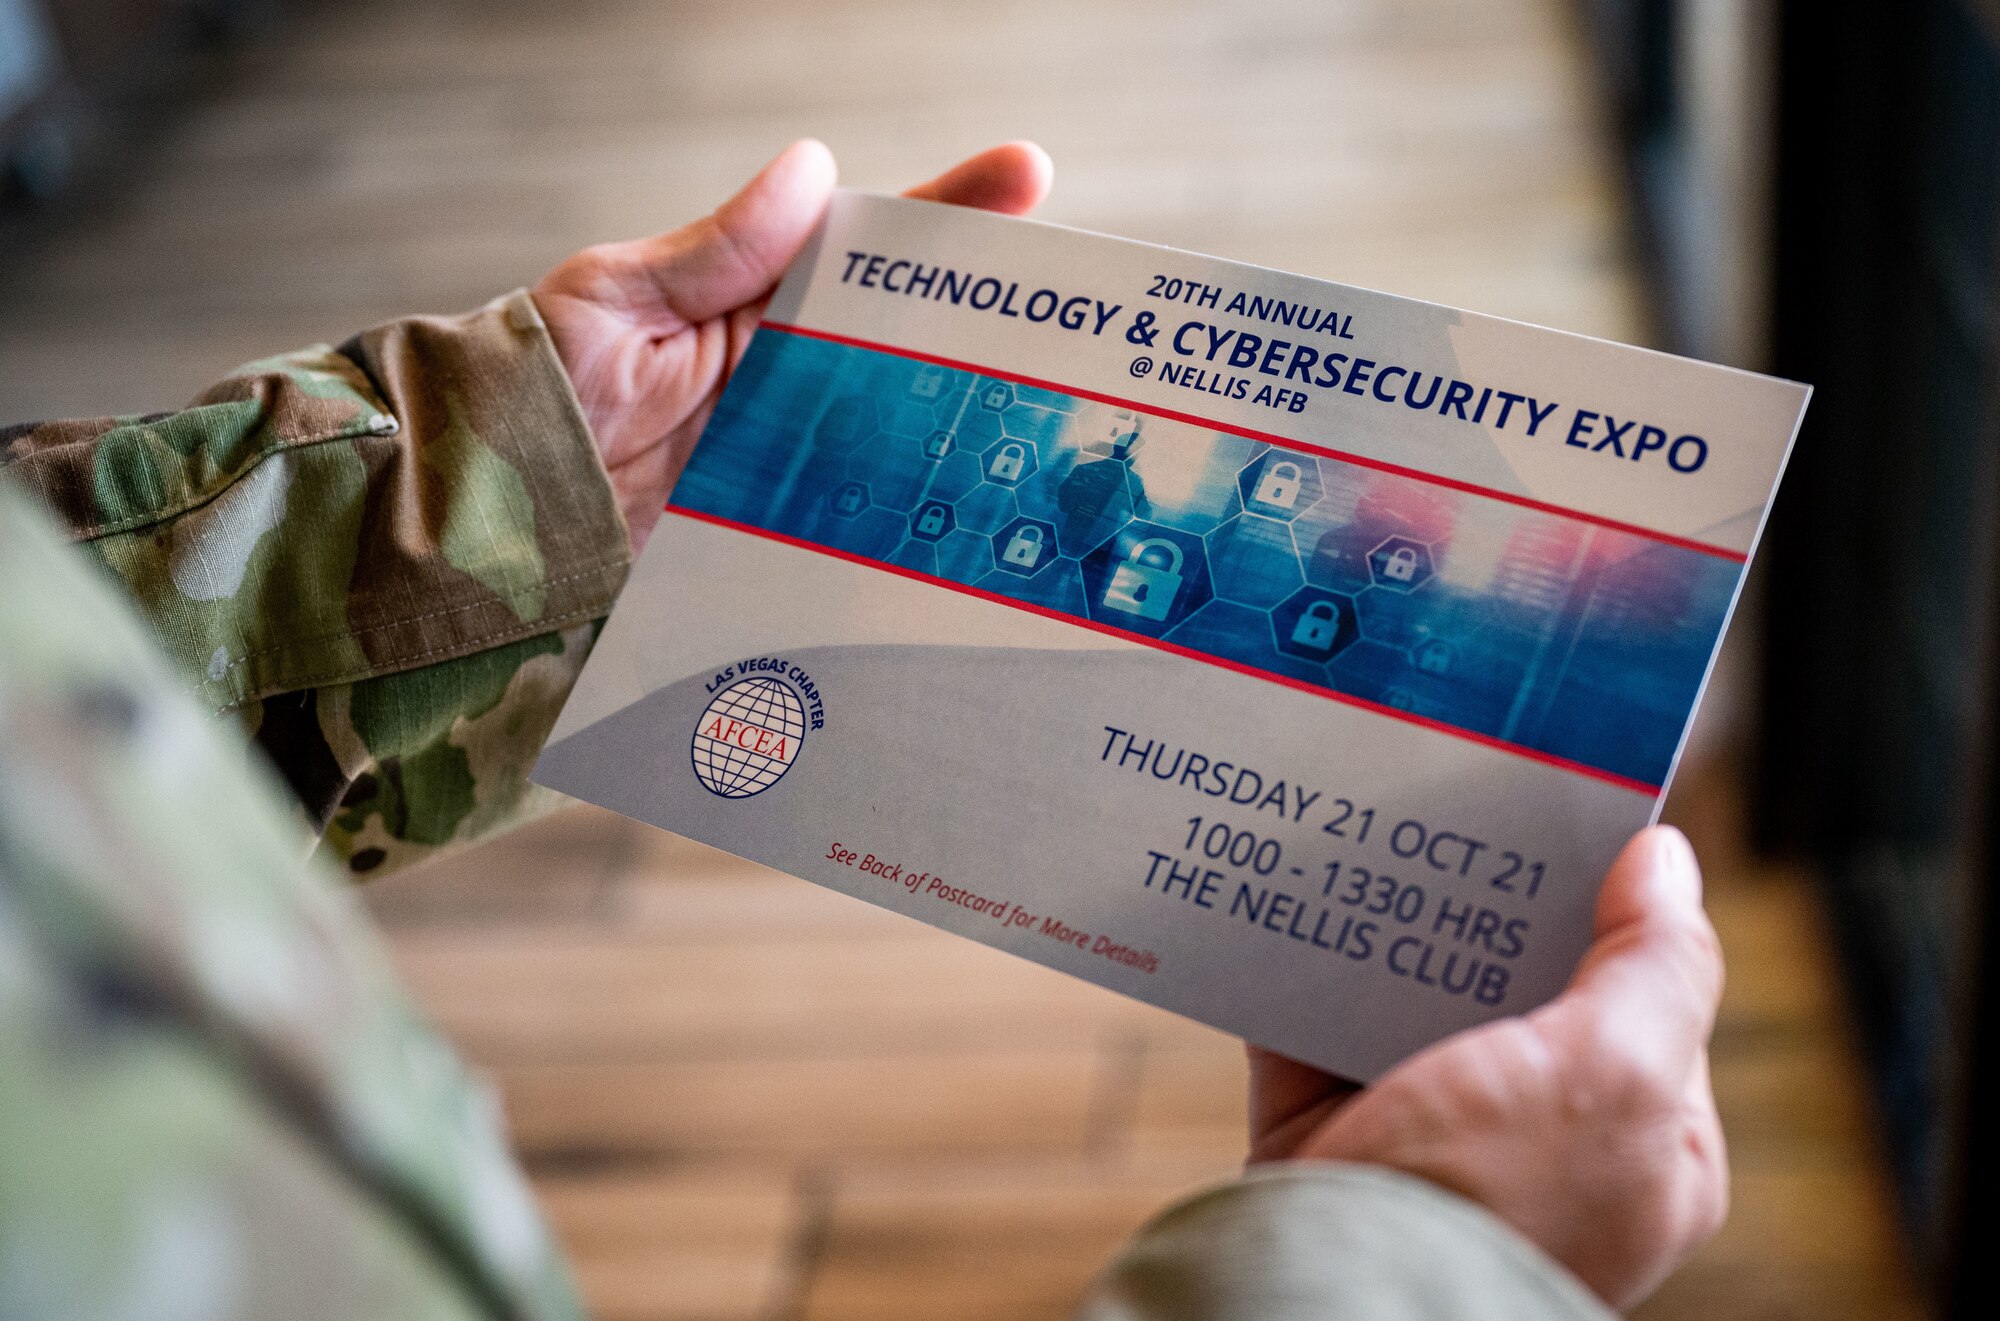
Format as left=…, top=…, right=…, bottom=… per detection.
left=533, top=191, right=1809, bottom=1081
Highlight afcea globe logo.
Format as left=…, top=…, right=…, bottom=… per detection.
left=690, top=675, right=809, bottom=798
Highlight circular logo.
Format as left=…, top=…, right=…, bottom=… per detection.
left=690, top=677, right=806, bottom=798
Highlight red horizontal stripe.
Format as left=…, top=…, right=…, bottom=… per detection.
left=665, top=504, right=1662, bottom=797
left=759, top=321, right=1748, bottom=565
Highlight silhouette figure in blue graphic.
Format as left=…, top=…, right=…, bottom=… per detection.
left=1308, top=522, right=1381, bottom=591
left=1057, top=410, right=1150, bottom=549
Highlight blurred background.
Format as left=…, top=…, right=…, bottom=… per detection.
left=1, top=1, right=1992, bottom=1318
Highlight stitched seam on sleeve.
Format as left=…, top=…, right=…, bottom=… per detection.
left=66, top=419, right=389, bottom=543
left=208, top=604, right=606, bottom=716
left=199, top=563, right=625, bottom=709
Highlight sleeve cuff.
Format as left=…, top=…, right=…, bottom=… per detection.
left=45, top=287, right=633, bottom=713
left=1076, top=1163, right=1616, bottom=1321
left=298, top=289, right=629, bottom=703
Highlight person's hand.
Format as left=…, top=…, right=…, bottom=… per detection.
left=533, top=139, right=1053, bottom=549
left=1248, top=826, right=1728, bottom=1309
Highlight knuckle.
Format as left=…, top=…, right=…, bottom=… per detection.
left=538, top=243, right=623, bottom=298
left=574, top=241, right=627, bottom=275
left=1696, top=1171, right=1731, bottom=1240
left=1677, top=913, right=1727, bottom=997
left=1684, top=1108, right=1732, bottom=1240
left=1577, top=1019, right=1680, bottom=1111
left=1682, top=1152, right=1731, bottom=1244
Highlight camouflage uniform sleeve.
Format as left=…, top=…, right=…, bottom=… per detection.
left=0, top=291, right=631, bottom=878
left=0, top=484, right=586, bottom=1321
left=1075, top=1164, right=1614, bottom=1321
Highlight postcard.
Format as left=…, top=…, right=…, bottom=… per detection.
left=533, top=191, right=1808, bottom=1080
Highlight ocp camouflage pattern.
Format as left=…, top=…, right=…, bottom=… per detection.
left=0, top=482, right=588, bottom=1319
left=0, top=291, right=630, bottom=876
left=0, top=290, right=631, bottom=1319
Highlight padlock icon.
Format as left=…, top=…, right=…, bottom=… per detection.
left=1383, top=546, right=1419, bottom=582
left=1291, top=600, right=1341, bottom=651
left=925, top=431, right=953, bottom=459
left=1254, top=460, right=1303, bottom=508
left=917, top=504, right=948, bottom=536
left=910, top=366, right=946, bottom=400
left=1003, top=524, right=1045, bottom=568
left=1417, top=641, right=1453, bottom=675
left=1103, top=537, right=1184, bottom=622
left=833, top=484, right=864, bottom=515
left=983, top=383, right=1011, bottom=409
left=1086, top=409, right=1142, bottom=455
left=989, top=443, right=1027, bottom=482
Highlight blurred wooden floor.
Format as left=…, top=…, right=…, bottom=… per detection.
left=361, top=783, right=1925, bottom=1321
left=0, top=0, right=1925, bottom=1318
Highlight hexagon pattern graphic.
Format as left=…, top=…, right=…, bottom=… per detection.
left=668, top=331, right=1749, bottom=787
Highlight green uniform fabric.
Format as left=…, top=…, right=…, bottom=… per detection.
left=0, top=294, right=1616, bottom=1321
left=0, top=482, right=585, bottom=1321
left=0, top=290, right=630, bottom=879
left=1076, top=1164, right=1611, bottom=1321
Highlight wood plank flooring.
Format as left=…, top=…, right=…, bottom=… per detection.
left=364, top=783, right=1926, bottom=1321
left=0, top=1, right=1927, bottom=1318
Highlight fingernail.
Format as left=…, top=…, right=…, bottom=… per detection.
left=1653, top=826, right=1702, bottom=905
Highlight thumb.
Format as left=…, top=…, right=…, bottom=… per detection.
left=1542, top=826, right=1724, bottom=1076
left=627, top=138, right=838, bottom=330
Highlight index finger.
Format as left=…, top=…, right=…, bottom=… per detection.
left=902, top=141, right=1054, bottom=215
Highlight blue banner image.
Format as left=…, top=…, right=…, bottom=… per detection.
left=670, top=329, right=1744, bottom=789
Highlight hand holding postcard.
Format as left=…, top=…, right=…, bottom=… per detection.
left=534, top=192, right=1807, bottom=1081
